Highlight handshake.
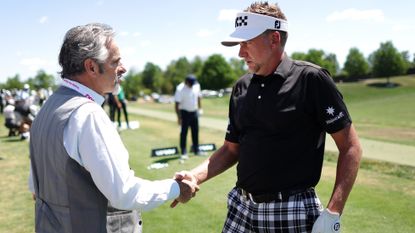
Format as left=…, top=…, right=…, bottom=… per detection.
left=171, top=171, right=199, bottom=208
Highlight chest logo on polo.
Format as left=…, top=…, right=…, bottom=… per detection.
left=325, top=106, right=344, bottom=124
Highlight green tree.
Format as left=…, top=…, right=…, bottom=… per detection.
left=199, top=54, right=235, bottom=90
left=123, top=69, right=142, bottom=99
left=142, top=62, right=163, bottom=92
left=190, top=56, right=204, bottom=79
left=291, top=50, right=338, bottom=75
left=4, top=74, right=24, bottom=90
left=324, top=53, right=339, bottom=76
left=305, top=49, right=325, bottom=66
left=229, top=58, right=246, bottom=79
left=401, top=51, right=412, bottom=73
left=291, top=52, right=307, bottom=61
left=30, top=70, right=56, bottom=89
left=164, top=57, right=192, bottom=93
left=370, top=41, right=406, bottom=85
left=304, top=49, right=338, bottom=75
left=343, top=47, right=369, bottom=78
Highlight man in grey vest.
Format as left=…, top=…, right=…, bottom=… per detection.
left=29, top=23, right=199, bottom=233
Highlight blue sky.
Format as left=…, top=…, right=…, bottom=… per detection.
left=1, top=0, right=414, bottom=83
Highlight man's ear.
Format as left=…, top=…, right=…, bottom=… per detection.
left=271, top=31, right=281, bottom=45
left=84, top=58, right=99, bottom=77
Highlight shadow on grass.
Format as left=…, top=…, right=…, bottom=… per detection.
left=154, top=156, right=180, bottom=163
left=367, top=82, right=401, bottom=88
left=1, top=137, right=23, bottom=143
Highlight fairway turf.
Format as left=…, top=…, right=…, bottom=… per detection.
left=0, top=75, right=414, bottom=232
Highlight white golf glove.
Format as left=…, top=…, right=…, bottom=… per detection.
left=198, top=108, right=203, bottom=116
left=311, top=209, right=341, bottom=233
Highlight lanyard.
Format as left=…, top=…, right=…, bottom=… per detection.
left=61, top=78, right=96, bottom=102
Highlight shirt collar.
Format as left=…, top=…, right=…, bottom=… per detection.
left=273, top=53, right=293, bottom=79
left=61, top=78, right=105, bottom=105
left=251, top=53, right=293, bottom=82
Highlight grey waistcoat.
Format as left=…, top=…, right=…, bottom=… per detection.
left=30, top=86, right=108, bottom=233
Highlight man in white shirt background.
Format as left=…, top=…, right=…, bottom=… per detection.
left=29, top=23, right=198, bottom=233
left=174, top=75, right=203, bottom=159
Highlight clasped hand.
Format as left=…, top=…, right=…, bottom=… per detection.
left=171, top=171, right=199, bottom=208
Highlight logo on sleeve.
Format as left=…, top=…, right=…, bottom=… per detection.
left=325, top=106, right=344, bottom=124
left=326, top=106, right=335, bottom=116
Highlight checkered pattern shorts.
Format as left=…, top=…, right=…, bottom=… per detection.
left=222, top=187, right=323, bottom=233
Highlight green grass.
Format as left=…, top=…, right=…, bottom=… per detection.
left=1, top=75, right=415, bottom=232
left=0, top=132, right=34, bottom=232
left=136, top=75, right=415, bottom=146
left=341, top=76, right=415, bottom=146
left=1, top=113, right=415, bottom=232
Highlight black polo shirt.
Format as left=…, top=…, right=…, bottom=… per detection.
left=225, top=55, right=351, bottom=195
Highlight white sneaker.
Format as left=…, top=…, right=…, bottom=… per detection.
left=180, top=154, right=189, bottom=160
left=21, top=132, right=30, bottom=140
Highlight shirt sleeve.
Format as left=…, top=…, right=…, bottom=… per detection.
left=225, top=88, right=240, bottom=143
left=28, top=164, right=34, bottom=193
left=64, top=103, right=180, bottom=212
left=307, top=69, right=352, bottom=134
left=174, top=83, right=183, bottom=103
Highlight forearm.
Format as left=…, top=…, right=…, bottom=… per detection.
left=327, top=125, right=362, bottom=214
left=175, top=103, right=180, bottom=118
left=191, top=141, right=239, bottom=185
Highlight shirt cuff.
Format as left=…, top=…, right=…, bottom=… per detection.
left=169, top=179, right=180, bottom=200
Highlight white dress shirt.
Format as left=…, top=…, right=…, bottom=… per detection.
left=30, top=79, right=179, bottom=212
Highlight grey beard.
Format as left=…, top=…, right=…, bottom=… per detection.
left=112, top=82, right=120, bottom=95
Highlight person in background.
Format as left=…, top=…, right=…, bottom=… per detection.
left=3, top=98, right=19, bottom=136
left=29, top=23, right=198, bottom=233
left=174, top=74, right=203, bottom=159
left=19, top=84, right=31, bottom=100
left=14, top=96, right=35, bottom=140
left=174, top=2, right=362, bottom=232
left=116, top=85, right=130, bottom=129
left=0, top=89, right=4, bottom=113
left=107, top=92, right=120, bottom=123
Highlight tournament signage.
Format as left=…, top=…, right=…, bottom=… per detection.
left=151, top=144, right=216, bottom=157
left=197, top=143, right=216, bottom=152
left=151, top=147, right=179, bottom=157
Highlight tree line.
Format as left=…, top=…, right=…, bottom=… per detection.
left=1, top=40, right=414, bottom=99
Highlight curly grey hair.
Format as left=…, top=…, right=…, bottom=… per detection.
left=58, top=23, right=115, bottom=78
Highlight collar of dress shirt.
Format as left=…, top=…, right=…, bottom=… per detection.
left=61, top=78, right=105, bottom=105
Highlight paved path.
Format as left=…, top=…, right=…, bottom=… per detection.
left=129, top=107, right=415, bottom=167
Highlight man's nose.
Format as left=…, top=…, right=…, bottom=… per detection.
left=238, top=43, right=247, bottom=58
left=119, top=65, right=127, bottom=74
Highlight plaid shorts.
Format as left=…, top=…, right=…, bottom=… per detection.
left=222, top=187, right=323, bottom=233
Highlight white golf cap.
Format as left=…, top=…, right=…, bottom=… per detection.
left=221, top=12, right=288, bottom=47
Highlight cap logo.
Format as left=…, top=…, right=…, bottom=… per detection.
left=221, top=12, right=288, bottom=47
left=275, top=20, right=281, bottom=29
left=235, top=16, right=248, bottom=27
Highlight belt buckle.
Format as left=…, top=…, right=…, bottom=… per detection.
left=241, top=189, right=256, bottom=203
left=277, top=192, right=282, bottom=200
left=247, top=192, right=255, bottom=203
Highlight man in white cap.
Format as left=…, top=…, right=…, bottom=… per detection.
left=175, top=2, right=362, bottom=232
left=174, top=74, right=203, bottom=158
